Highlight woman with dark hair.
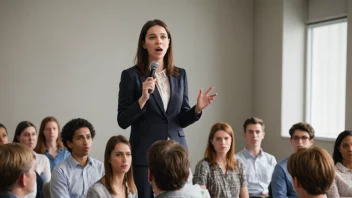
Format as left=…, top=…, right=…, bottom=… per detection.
left=193, top=122, right=249, bottom=198
left=327, top=130, right=352, bottom=197
left=34, top=116, right=70, bottom=171
left=0, top=123, right=8, bottom=144
left=13, top=121, right=51, bottom=198
left=117, top=19, right=216, bottom=198
left=87, top=135, right=137, bottom=198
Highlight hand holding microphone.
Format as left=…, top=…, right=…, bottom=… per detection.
left=139, top=61, right=159, bottom=108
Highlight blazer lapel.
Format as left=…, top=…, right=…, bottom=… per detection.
left=152, top=87, right=167, bottom=118
left=166, top=74, right=177, bottom=115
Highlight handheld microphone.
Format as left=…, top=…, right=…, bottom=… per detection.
left=148, top=61, right=159, bottom=93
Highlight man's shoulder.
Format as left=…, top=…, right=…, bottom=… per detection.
left=235, top=148, right=246, bottom=156
left=261, top=150, right=275, bottom=158
left=89, top=157, right=104, bottom=167
left=277, top=157, right=289, bottom=166
left=260, top=150, right=277, bottom=163
left=155, top=190, right=195, bottom=198
left=53, top=157, right=70, bottom=172
left=0, top=191, right=18, bottom=198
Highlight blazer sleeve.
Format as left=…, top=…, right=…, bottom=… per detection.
left=179, top=69, right=202, bottom=128
left=117, top=69, right=146, bottom=129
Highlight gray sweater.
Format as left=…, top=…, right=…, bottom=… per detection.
left=87, top=181, right=138, bottom=198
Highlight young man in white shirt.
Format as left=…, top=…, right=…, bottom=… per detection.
left=236, top=117, right=276, bottom=197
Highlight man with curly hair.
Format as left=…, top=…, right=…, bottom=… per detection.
left=50, top=118, right=104, bottom=198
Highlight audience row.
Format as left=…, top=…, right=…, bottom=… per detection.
left=0, top=117, right=351, bottom=198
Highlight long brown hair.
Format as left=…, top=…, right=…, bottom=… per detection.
left=102, top=135, right=136, bottom=195
left=34, top=116, right=65, bottom=154
left=204, top=122, right=236, bottom=170
left=135, top=19, right=178, bottom=76
left=13, top=121, right=36, bottom=143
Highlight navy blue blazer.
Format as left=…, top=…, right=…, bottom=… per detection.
left=117, top=66, right=201, bottom=166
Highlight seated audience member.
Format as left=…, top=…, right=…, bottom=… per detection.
left=87, top=135, right=137, bottom=198
left=326, top=130, right=352, bottom=197
left=271, top=122, right=315, bottom=198
left=193, top=122, right=249, bottom=198
left=148, top=140, right=210, bottom=198
left=0, top=143, right=37, bottom=198
left=13, top=121, right=51, bottom=198
left=35, top=116, right=70, bottom=171
left=0, top=123, right=8, bottom=144
left=236, top=117, right=276, bottom=197
left=50, top=118, right=104, bottom=198
left=287, top=146, right=335, bottom=198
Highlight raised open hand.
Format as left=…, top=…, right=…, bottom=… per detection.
left=195, top=87, right=217, bottom=114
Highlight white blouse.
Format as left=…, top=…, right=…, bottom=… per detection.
left=25, top=153, right=51, bottom=198
left=34, top=152, right=51, bottom=183
left=155, top=69, right=170, bottom=112
left=327, top=162, right=352, bottom=197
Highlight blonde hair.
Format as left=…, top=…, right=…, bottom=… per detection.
left=0, top=143, right=34, bottom=191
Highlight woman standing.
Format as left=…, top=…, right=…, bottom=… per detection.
left=87, top=135, right=137, bottom=198
left=193, top=122, right=249, bottom=198
left=34, top=116, right=70, bottom=171
left=117, top=19, right=216, bottom=198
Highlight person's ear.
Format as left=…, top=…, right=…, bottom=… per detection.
left=147, top=169, right=153, bottom=184
left=67, top=140, right=73, bottom=149
left=18, top=173, right=26, bottom=188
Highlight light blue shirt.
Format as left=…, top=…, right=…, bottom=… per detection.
left=236, top=148, right=277, bottom=195
left=45, top=148, right=70, bottom=171
left=50, top=155, right=104, bottom=198
left=271, top=157, right=298, bottom=198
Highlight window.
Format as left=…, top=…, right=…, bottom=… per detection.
left=306, top=18, right=347, bottom=140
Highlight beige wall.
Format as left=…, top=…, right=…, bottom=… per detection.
left=346, top=0, right=352, bottom=130
left=0, top=0, right=254, bottom=170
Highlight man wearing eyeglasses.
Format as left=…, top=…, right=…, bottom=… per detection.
left=270, top=122, right=315, bottom=198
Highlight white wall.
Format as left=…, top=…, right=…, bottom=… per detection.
left=0, top=0, right=254, bottom=170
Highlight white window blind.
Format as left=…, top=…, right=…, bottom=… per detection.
left=306, top=19, right=347, bottom=139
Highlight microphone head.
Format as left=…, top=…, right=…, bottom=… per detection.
left=150, top=61, right=159, bottom=70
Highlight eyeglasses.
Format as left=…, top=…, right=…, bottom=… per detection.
left=291, top=136, right=310, bottom=141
